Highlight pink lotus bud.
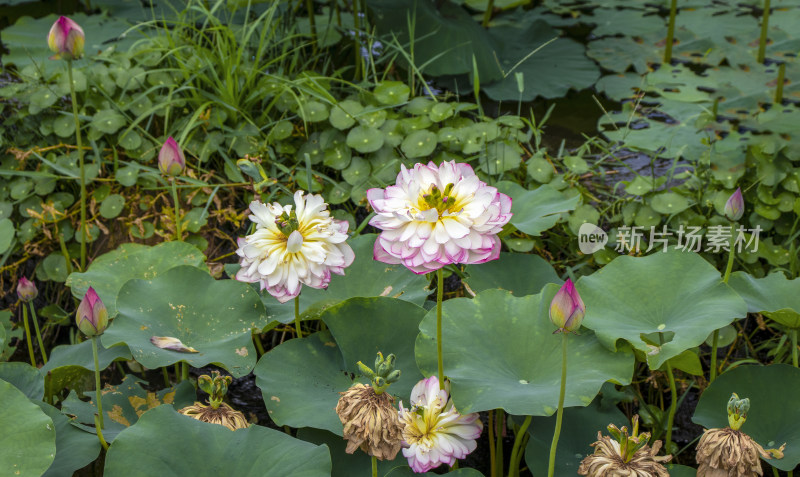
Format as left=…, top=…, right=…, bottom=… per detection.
left=76, top=287, right=108, bottom=337
left=47, top=16, right=84, bottom=60
left=724, top=188, right=744, bottom=221
left=549, top=279, right=585, bottom=333
left=16, top=277, right=38, bottom=302
left=158, top=137, right=186, bottom=176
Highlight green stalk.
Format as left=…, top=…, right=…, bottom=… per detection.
left=757, top=0, right=771, bottom=63
left=547, top=333, right=568, bottom=477
left=775, top=62, right=785, bottom=103
left=57, top=231, right=73, bottom=277
left=371, top=456, right=377, bottom=477
left=295, top=295, right=302, bottom=339
left=664, top=360, right=677, bottom=453
left=488, top=410, right=496, bottom=477
left=437, top=267, right=444, bottom=390
left=508, top=415, right=532, bottom=477
left=791, top=329, right=798, bottom=368
left=91, top=336, right=104, bottom=430
left=253, top=330, right=266, bottom=356
left=664, top=0, right=678, bottom=64
left=175, top=363, right=181, bottom=382
left=711, top=234, right=737, bottom=382
left=353, top=0, right=361, bottom=81
left=28, top=303, right=47, bottom=364
left=171, top=179, right=182, bottom=241
left=181, top=362, right=188, bottom=382
left=67, top=60, right=86, bottom=271
left=22, top=306, right=36, bottom=366
left=305, top=0, right=317, bottom=53
left=481, top=0, right=495, bottom=27
left=495, top=411, right=504, bottom=477
left=162, top=367, right=171, bottom=387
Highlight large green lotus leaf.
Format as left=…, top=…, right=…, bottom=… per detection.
left=369, top=0, right=502, bottom=82
left=263, top=234, right=430, bottom=324
left=495, top=181, right=579, bottom=236
left=728, top=272, right=800, bottom=328
left=254, top=330, right=353, bottom=435
left=104, top=405, right=331, bottom=477
left=0, top=362, right=44, bottom=400
left=577, top=250, right=747, bottom=369
left=104, top=266, right=268, bottom=377
left=667, top=465, right=699, bottom=477
left=61, top=374, right=195, bottom=443
left=323, top=297, right=426, bottom=402
left=525, top=399, right=628, bottom=477
left=0, top=379, right=56, bottom=476
left=297, top=428, right=405, bottom=477
left=256, top=297, right=426, bottom=435
left=463, top=252, right=560, bottom=297
left=37, top=401, right=101, bottom=477
left=42, top=340, right=132, bottom=373
left=484, top=20, right=600, bottom=100
left=66, top=242, right=208, bottom=318
left=693, top=364, right=800, bottom=471
left=416, top=287, right=634, bottom=415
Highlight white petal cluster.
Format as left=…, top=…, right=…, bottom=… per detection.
left=235, top=191, right=355, bottom=303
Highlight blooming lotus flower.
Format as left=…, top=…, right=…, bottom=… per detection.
left=398, top=376, right=482, bottom=473
left=367, top=161, right=512, bottom=274
left=235, top=191, right=355, bottom=303
left=17, top=277, right=38, bottom=302
left=158, top=137, right=186, bottom=176
left=724, top=188, right=744, bottom=221
left=550, top=279, right=585, bottom=333
left=76, top=287, right=108, bottom=336
left=47, top=16, right=84, bottom=60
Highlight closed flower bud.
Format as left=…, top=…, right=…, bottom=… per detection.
left=17, top=277, right=38, bottom=302
left=158, top=137, right=186, bottom=176
left=724, top=188, right=744, bottom=221
left=76, top=287, right=108, bottom=336
left=47, top=16, right=84, bottom=60
left=550, top=279, right=585, bottom=333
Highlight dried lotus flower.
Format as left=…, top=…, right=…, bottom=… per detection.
left=579, top=415, right=671, bottom=477
left=178, top=371, right=248, bottom=431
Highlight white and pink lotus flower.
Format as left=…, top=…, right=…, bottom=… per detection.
left=235, top=191, right=355, bottom=303
left=367, top=161, right=512, bottom=274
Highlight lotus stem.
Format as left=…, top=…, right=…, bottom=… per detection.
left=495, top=411, right=504, bottom=477
left=509, top=415, right=532, bottom=477
left=91, top=336, right=104, bottom=430
left=547, top=332, right=568, bottom=477
left=353, top=0, right=362, bottom=81
left=711, top=235, right=737, bottom=382
left=21, top=305, right=36, bottom=366
left=665, top=359, right=677, bottom=453
left=488, top=410, right=496, bottom=477
left=68, top=59, right=86, bottom=271
left=171, top=179, right=182, bottom=241
left=664, top=0, right=678, bottom=64
left=162, top=367, right=170, bottom=387
left=757, top=0, right=771, bottom=63
left=28, top=302, right=47, bottom=364
left=371, top=456, right=377, bottom=477
left=305, top=0, right=317, bottom=53
left=94, top=414, right=109, bottom=450
left=181, top=362, right=188, bottom=382
left=253, top=330, right=266, bottom=356
left=482, top=0, right=495, bottom=27
left=775, top=62, right=785, bottom=103
left=175, top=363, right=180, bottom=382
left=295, top=295, right=302, bottom=339
left=437, top=267, right=444, bottom=390
left=791, top=329, right=798, bottom=368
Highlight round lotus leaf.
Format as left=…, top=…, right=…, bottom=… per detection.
left=577, top=250, right=748, bottom=370
left=705, top=324, right=737, bottom=348
left=504, top=237, right=534, bottom=252
left=634, top=204, right=661, bottom=228
left=358, top=109, right=387, bottom=129
left=104, top=406, right=331, bottom=477
left=495, top=181, right=579, bottom=236
left=53, top=115, right=76, bottom=138
left=299, top=100, right=329, bottom=123
left=650, top=192, right=691, bottom=215
left=10, top=177, right=33, bottom=200
left=61, top=374, right=195, bottom=443
left=261, top=234, right=430, bottom=324
left=729, top=272, right=800, bottom=328
left=485, top=140, right=522, bottom=174
left=104, top=266, right=268, bottom=377
left=129, top=222, right=155, bottom=239
left=115, top=164, right=139, bottom=187
left=527, top=155, right=555, bottom=183
left=428, top=102, right=454, bottom=122
left=323, top=141, right=352, bottom=170
left=374, top=81, right=410, bottom=106
left=329, top=100, right=364, bottom=130
left=269, top=120, right=294, bottom=140
left=346, top=125, right=384, bottom=153
left=127, top=95, right=152, bottom=117
left=0, top=362, right=44, bottom=400
left=526, top=399, right=628, bottom=477
left=38, top=400, right=101, bottom=477
left=0, top=379, right=56, bottom=476
left=563, top=155, right=589, bottom=174
left=324, top=182, right=351, bottom=205
left=43, top=253, right=69, bottom=282
left=568, top=205, right=600, bottom=236
left=693, top=364, right=800, bottom=471
left=401, top=130, right=437, bottom=158
left=118, top=130, right=142, bottom=151
left=0, top=218, right=15, bottom=254
left=341, top=156, right=371, bottom=185
left=30, top=85, right=59, bottom=113
left=297, top=132, right=323, bottom=165
left=42, top=340, right=131, bottom=374
left=405, top=97, right=434, bottom=115
left=368, top=146, right=401, bottom=183
left=66, top=242, right=208, bottom=318
left=183, top=208, right=209, bottom=233
left=415, top=286, right=634, bottom=415
left=0, top=202, right=12, bottom=220
left=91, top=110, right=126, bottom=135
left=100, top=194, right=126, bottom=219
left=463, top=252, right=560, bottom=297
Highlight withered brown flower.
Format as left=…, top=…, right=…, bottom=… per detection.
left=179, top=401, right=249, bottom=431
left=578, top=431, right=672, bottom=477
left=335, top=383, right=403, bottom=460
left=696, top=427, right=785, bottom=477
